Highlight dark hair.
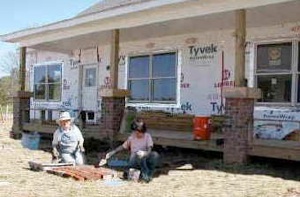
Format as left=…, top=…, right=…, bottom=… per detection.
left=131, top=118, right=147, bottom=133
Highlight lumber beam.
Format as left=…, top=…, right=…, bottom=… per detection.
left=110, top=29, right=119, bottom=89
left=234, top=9, right=246, bottom=87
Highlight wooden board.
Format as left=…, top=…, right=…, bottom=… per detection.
left=28, top=161, right=74, bottom=171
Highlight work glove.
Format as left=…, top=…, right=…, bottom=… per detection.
left=105, top=150, right=115, bottom=160
left=136, top=150, right=147, bottom=159
left=52, top=147, right=59, bottom=158
left=79, top=145, right=85, bottom=153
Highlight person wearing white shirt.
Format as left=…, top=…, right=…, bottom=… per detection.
left=52, top=111, right=85, bottom=165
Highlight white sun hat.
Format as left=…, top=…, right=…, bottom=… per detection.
left=56, top=111, right=74, bottom=124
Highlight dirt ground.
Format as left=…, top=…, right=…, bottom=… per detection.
left=1, top=123, right=300, bottom=197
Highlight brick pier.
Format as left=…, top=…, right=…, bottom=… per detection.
left=100, top=89, right=130, bottom=144
left=12, top=91, right=32, bottom=139
left=223, top=87, right=261, bottom=164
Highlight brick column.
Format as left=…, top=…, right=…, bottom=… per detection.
left=100, top=89, right=130, bottom=144
left=12, top=91, right=32, bottom=139
left=223, top=87, right=261, bottom=164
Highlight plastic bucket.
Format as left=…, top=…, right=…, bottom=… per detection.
left=193, top=116, right=211, bottom=140
left=21, top=132, right=40, bottom=150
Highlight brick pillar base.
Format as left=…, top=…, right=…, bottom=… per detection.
left=100, top=89, right=130, bottom=145
left=12, top=91, right=32, bottom=139
left=100, top=97, right=125, bottom=139
left=223, top=87, right=261, bottom=164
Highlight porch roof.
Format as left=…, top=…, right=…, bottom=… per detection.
left=0, top=0, right=297, bottom=53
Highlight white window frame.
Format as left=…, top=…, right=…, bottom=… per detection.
left=125, top=50, right=181, bottom=108
left=33, top=61, right=63, bottom=102
left=254, top=39, right=299, bottom=106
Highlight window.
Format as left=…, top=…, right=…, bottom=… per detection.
left=85, top=68, right=96, bottom=87
left=128, top=52, right=177, bottom=103
left=255, top=42, right=295, bottom=103
left=34, top=63, right=62, bottom=101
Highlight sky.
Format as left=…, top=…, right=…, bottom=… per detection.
left=0, top=0, right=100, bottom=77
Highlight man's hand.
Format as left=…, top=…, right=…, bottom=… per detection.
left=52, top=148, right=59, bottom=158
left=79, top=145, right=85, bottom=153
left=136, top=150, right=147, bottom=158
left=105, top=151, right=115, bottom=160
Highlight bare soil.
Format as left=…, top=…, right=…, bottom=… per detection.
left=1, top=122, right=300, bottom=197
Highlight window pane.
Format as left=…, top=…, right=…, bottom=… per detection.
left=129, top=56, right=149, bottom=78
left=153, top=53, right=176, bottom=77
left=85, top=68, right=96, bottom=87
left=34, top=66, right=46, bottom=83
left=48, top=84, right=61, bottom=100
left=257, top=75, right=291, bottom=102
left=34, top=84, right=46, bottom=100
left=153, top=78, right=176, bottom=101
left=128, top=80, right=149, bottom=101
left=48, top=64, right=61, bottom=83
left=257, top=43, right=292, bottom=73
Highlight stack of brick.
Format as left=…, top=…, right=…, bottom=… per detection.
left=47, top=166, right=117, bottom=181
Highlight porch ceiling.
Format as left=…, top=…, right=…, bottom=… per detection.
left=30, top=1, right=300, bottom=54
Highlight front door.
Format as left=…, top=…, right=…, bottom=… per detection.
left=80, top=64, right=98, bottom=123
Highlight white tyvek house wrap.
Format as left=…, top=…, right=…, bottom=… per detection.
left=28, top=21, right=300, bottom=140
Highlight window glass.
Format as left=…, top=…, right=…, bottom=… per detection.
left=48, top=84, right=61, bottom=100
left=129, top=56, right=149, bottom=78
left=33, top=63, right=62, bottom=101
left=48, top=64, right=62, bottom=83
left=85, top=68, right=96, bottom=87
left=128, top=52, right=177, bottom=104
left=257, top=75, right=291, bottom=102
left=128, top=80, right=149, bottom=101
left=34, top=66, right=46, bottom=83
left=153, top=78, right=176, bottom=101
left=153, top=53, right=176, bottom=77
left=257, top=43, right=292, bottom=73
left=34, top=84, right=46, bottom=100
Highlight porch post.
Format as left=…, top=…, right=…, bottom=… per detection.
left=20, top=47, right=27, bottom=91
left=223, top=88, right=261, bottom=164
left=222, top=10, right=262, bottom=164
left=110, top=29, right=119, bottom=89
left=12, top=47, right=32, bottom=139
left=100, top=29, right=130, bottom=145
left=234, top=9, right=246, bottom=87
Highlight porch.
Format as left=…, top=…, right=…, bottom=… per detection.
left=21, top=117, right=300, bottom=162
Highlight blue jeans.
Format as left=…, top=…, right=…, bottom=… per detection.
left=128, top=151, right=159, bottom=181
left=61, top=149, right=84, bottom=165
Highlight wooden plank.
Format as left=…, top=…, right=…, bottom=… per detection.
left=23, top=123, right=56, bottom=134
left=252, top=139, right=300, bottom=150
left=249, top=145, right=300, bottom=161
left=116, top=130, right=223, bottom=152
left=28, top=161, right=74, bottom=171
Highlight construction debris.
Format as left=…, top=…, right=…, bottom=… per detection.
left=28, top=161, right=74, bottom=171
left=28, top=161, right=117, bottom=181
left=47, top=166, right=117, bottom=181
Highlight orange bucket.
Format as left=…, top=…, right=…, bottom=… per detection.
left=193, top=116, right=211, bottom=140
